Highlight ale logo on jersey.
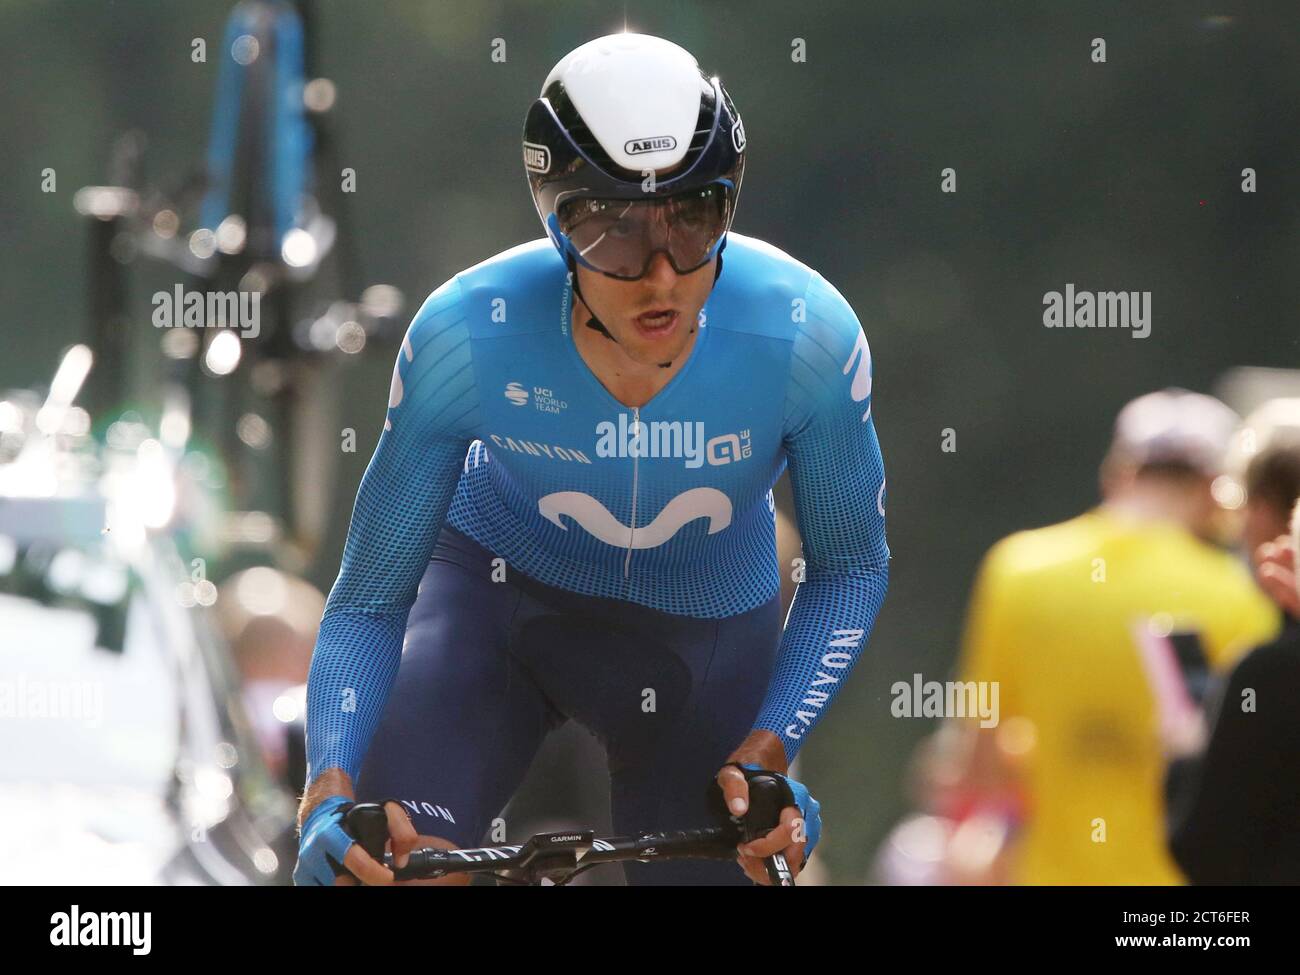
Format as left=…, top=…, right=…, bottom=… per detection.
left=523, top=141, right=550, bottom=174
left=625, top=135, right=676, bottom=155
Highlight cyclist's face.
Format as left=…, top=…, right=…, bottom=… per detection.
left=559, top=186, right=731, bottom=279
left=574, top=252, right=715, bottom=366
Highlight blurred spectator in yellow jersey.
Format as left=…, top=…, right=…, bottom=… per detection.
left=944, top=389, right=1279, bottom=884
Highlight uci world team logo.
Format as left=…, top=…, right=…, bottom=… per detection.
left=505, top=382, right=567, bottom=413
left=538, top=488, right=732, bottom=549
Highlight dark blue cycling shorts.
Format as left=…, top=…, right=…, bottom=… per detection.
left=354, top=523, right=783, bottom=885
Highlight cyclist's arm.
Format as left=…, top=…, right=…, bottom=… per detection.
left=750, top=270, right=890, bottom=764
left=303, top=277, right=477, bottom=805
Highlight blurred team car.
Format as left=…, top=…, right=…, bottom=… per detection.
left=0, top=364, right=298, bottom=885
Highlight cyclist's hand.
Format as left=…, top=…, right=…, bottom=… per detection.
left=1255, top=534, right=1299, bottom=617
left=337, top=800, right=424, bottom=886
left=382, top=801, right=422, bottom=874
left=295, top=795, right=361, bottom=886
left=389, top=834, right=473, bottom=887
left=716, top=763, right=822, bottom=885
left=294, top=796, right=409, bottom=886
left=736, top=803, right=807, bottom=884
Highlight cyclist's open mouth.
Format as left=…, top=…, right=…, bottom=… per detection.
left=634, top=309, right=679, bottom=338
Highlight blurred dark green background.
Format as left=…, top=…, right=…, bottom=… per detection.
left=2, top=0, right=1298, bottom=882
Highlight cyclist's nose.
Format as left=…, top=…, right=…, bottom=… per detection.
left=643, top=250, right=678, bottom=285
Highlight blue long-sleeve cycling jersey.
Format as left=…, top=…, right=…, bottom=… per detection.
left=306, top=232, right=889, bottom=783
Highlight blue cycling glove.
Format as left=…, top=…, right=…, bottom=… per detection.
left=735, top=763, right=822, bottom=860
left=294, top=795, right=357, bottom=886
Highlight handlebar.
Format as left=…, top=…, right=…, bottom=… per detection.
left=341, top=772, right=797, bottom=885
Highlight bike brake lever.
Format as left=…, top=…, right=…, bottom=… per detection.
left=341, top=802, right=390, bottom=864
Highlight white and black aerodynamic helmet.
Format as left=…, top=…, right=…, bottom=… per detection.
left=523, top=32, right=746, bottom=281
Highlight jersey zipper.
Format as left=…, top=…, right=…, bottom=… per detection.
left=624, top=405, right=640, bottom=579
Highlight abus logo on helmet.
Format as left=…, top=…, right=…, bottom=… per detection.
left=625, top=136, right=677, bottom=155
left=523, top=142, right=550, bottom=174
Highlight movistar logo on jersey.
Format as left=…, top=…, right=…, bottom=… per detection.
left=625, top=135, right=676, bottom=155
left=595, top=413, right=752, bottom=469
left=539, top=487, right=732, bottom=549
left=842, top=330, right=873, bottom=422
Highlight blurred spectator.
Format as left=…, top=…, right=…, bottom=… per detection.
left=1235, top=398, right=1300, bottom=573
left=216, top=566, right=324, bottom=778
left=945, top=389, right=1279, bottom=884
left=1168, top=500, right=1300, bottom=882
left=870, top=722, right=1030, bottom=885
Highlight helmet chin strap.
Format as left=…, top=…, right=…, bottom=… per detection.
left=568, top=243, right=726, bottom=369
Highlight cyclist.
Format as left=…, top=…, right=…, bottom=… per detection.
left=295, top=32, right=889, bottom=885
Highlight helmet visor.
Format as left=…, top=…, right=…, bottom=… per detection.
left=556, top=183, right=732, bottom=280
